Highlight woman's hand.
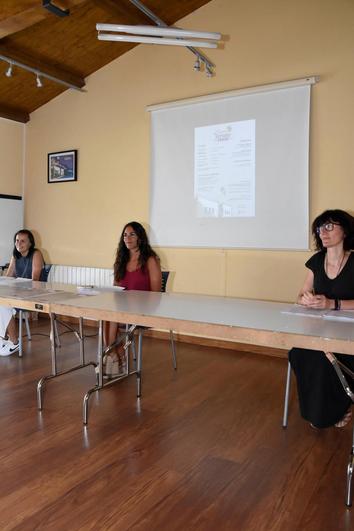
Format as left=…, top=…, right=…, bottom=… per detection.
left=299, top=291, right=330, bottom=309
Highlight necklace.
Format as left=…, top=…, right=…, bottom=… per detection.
left=325, top=251, right=346, bottom=279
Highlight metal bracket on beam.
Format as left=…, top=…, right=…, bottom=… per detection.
left=43, top=1, right=70, bottom=18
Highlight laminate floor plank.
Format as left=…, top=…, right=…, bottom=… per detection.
left=0, top=320, right=352, bottom=530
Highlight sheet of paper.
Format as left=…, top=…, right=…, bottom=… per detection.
left=282, top=305, right=354, bottom=322
left=323, top=311, right=354, bottom=322
left=281, top=305, right=326, bottom=318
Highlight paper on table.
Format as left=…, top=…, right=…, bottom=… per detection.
left=77, top=286, right=100, bottom=296
left=281, top=305, right=326, bottom=318
left=76, top=285, right=125, bottom=296
left=323, top=310, right=354, bottom=322
left=282, top=305, right=354, bottom=322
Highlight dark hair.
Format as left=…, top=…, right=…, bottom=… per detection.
left=13, top=229, right=36, bottom=259
left=312, top=209, right=354, bottom=251
left=113, top=221, right=159, bottom=282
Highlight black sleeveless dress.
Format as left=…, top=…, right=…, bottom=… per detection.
left=289, top=251, right=354, bottom=428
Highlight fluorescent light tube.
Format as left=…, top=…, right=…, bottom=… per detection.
left=97, top=34, right=218, bottom=48
left=96, top=23, right=221, bottom=41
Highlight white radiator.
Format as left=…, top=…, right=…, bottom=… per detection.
left=47, top=265, right=114, bottom=287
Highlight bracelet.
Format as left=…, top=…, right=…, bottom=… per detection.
left=334, top=298, right=341, bottom=311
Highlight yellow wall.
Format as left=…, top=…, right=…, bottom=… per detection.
left=0, top=118, right=24, bottom=196
left=24, top=0, right=354, bottom=302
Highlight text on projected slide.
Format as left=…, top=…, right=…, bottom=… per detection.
left=194, top=120, right=255, bottom=218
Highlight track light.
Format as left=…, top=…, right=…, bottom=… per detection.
left=97, top=0, right=219, bottom=76
left=206, top=65, right=213, bottom=78
left=1, top=54, right=84, bottom=91
left=36, top=73, right=43, bottom=88
left=193, top=58, right=201, bottom=71
left=5, top=62, right=13, bottom=77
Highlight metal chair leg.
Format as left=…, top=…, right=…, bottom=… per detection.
left=24, top=313, right=31, bottom=340
left=136, top=328, right=143, bottom=398
left=346, top=426, right=354, bottom=507
left=54, top=319, right=61, bottom=348
left=170, top=329, right=177, bottom=369
left=18, top=309, right=23, bottom=358
left=282, top=361, right=292, bottom=428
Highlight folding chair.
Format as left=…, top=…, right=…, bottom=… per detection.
left=17, top=265, right=60, bottom=357
left=129, top=270, right=177, bottom=370
left=282, top=355, right=354, bottom=506
left=325, top=353, right=354, bottom=507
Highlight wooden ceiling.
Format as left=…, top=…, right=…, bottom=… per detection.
left=0, top=0, right=213, bottom=123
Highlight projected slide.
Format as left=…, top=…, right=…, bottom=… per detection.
left=194, top=120, right=255, bottom=218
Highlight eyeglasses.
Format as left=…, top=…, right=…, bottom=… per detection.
left=315, top=222, right=341, bottom=235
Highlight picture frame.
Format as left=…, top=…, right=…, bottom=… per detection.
left=48, top=149, right=77, bottom=183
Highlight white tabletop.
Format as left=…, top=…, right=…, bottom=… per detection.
left=1, top=278, right=354, bottom=355
left=49, top=288, right=354, bottom=355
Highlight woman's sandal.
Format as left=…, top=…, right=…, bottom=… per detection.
left=335, top=409, right=352, bottom=428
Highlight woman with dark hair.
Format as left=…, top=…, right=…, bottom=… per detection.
left=289, top=209, right=354, bottom=428
left=0, top=229, right=44, bottom=356
left=104, top=221, right=161, bottom=377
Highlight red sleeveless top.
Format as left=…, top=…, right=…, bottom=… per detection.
left=118, top=267, right=151, bottom=291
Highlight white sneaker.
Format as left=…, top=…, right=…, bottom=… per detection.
left=0, top=340, right=19, bottom=356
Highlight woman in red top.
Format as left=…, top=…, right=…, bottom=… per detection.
left=104, top=221, right=161, bottom=377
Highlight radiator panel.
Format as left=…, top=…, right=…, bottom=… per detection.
left=48, top=265, right=114, bottom=287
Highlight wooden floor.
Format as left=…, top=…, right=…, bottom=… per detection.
left=0, top=320, right=353, bottom=531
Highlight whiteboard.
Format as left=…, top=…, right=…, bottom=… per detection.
left=149, top=79, right=314, bottom=250
left=0, top=195, right=23, bottom=266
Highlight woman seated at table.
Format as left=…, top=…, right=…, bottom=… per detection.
left=0, top=229, right=44, bottom=356
left=289, top=209, right=354, bottom=428
left=104, top=221, right=162, bottom=377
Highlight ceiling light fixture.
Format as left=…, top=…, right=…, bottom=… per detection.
left=5, top=62, right=13, bottom=77
left=97, top=31, right=219, bottom=49
left=0, top=54, right=85, bottom=91
left=36, top=73, right=43, bottom=88
left=96, top=0, right=221, bottom=77
left=96, top=24, right=221, bottom=41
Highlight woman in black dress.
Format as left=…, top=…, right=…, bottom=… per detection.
left=289, top=209, right=354, bottom=428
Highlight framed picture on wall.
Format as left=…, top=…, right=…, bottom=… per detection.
left=48, top=150, right=77, bottom=183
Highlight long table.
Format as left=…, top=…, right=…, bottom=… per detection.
left=1, top=278, right=354, bottom=422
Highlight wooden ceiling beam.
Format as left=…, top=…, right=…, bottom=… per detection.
left=0, top=7, right=43, bottom=39
left=0, top=0, right=88, bottom=39
left=0, top=104, right=29, bottom=123
left=0, top=44, right=85, bottom=89
left=92, top=0, right=151, bottom=24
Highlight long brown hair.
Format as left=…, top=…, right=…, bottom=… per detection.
left=113, top=221, right=159, bottom=282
